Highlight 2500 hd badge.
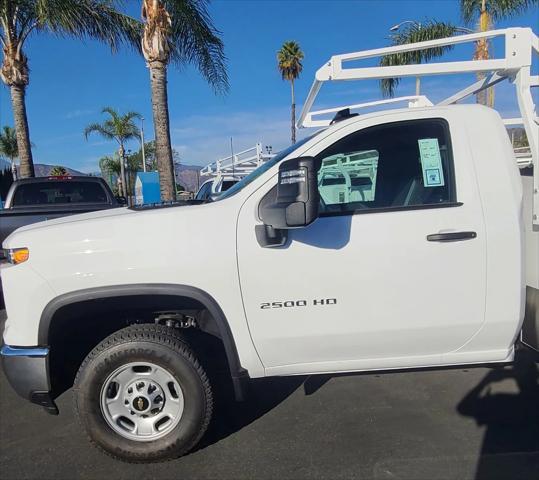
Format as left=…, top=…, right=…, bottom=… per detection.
left=260, top=298, right=337, bottom=309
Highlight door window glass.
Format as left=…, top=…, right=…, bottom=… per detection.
left=317, top=119, right=455, bottom=214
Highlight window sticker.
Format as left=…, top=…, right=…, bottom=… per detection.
left=418, top=138, right=445, bottom=187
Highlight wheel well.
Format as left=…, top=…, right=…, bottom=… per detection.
left=46, top=292, right=244, bottom=400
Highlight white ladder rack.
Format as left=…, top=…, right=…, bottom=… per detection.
left=200, top=143, right=274, bottom=178
left=297, top=27, right=538, bottom=225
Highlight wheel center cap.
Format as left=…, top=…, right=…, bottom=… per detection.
left=133, top=396, right=150, bottom=412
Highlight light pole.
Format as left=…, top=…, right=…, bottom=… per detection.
left=140, top=117, right=146, bottom=172
left=389, top=20, right=422, bottom=96
left=389, top=20, right=420, bottom=32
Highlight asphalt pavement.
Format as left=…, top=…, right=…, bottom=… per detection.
left=1, top=309, right=538, bottom=480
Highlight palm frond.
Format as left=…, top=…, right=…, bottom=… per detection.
left=165, top=0, right=228, bottom=94
left=123, top=111, right=143, bottom=123
left=99, top=154, right=121, bottom=175
left=86, top=107, right=141, bottom=145
left=277, top=40, right=304, bottom=82
left=101, top=106, right=120, bottom=122
left=34, top=0, right=142, bottom=53
left=379, top=20, right=459, bottom=97
left=0, top=125, right=18, bottom=160
left=461, top=0, right=538, bottom=24
left=84, top=122, right=115, bottom=140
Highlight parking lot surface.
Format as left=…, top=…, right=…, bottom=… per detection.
left=1, top=310, right=538, bottom=480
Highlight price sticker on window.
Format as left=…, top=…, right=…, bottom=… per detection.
left=418, top=138, right=445, bottom=187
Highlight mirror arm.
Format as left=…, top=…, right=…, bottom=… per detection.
left=255, top=224, right=288, bottom=248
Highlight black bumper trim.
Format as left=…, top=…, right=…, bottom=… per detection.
left=1, top=344, right=57, bottom=413
left=30, top=391, right=59, bottom=415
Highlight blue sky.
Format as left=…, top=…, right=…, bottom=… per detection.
left=0, top=0, right=537, bottom=173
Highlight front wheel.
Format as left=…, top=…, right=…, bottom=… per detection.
left=74, top=324, right=213, bottom=462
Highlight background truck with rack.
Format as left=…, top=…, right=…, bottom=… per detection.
left=195, top=143, right=274, bottom=200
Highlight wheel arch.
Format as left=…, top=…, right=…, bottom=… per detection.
left=39, top=283, right=249, bottom=400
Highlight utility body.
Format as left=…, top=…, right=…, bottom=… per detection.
left=1, top=27, right=537, bottom=462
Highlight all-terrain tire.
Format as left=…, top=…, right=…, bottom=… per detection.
left=73, top=324, right=213, bottom=463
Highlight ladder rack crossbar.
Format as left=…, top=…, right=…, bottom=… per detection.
left=297, top=27, right=538, bottom=225
left=303, top=96, right=433, bottom=128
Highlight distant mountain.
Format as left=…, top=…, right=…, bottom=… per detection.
left=33, top=164, right=86, bottom=177
left=2, top=161, right=86, bottom=177
left=1, top=159, right=204, bottom=193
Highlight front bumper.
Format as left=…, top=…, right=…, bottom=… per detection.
left=1, top=345, right=58, bottom=414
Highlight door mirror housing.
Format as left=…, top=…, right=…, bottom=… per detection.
left=257, top=156, right=320, bottom=247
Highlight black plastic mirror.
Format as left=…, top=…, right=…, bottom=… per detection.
left=257, top=156, right=319, bottom=247
left=116, top=196, right=127, bottom=206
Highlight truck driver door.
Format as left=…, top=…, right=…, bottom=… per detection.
left=237, top=115, right=487, bottom=374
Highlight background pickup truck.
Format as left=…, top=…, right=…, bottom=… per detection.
left=0, top=176, right=123, bottom=304
left=0, top=175, right=122, bottom=248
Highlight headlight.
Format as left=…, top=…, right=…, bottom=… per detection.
left=3, top=248, right=30, bottom=265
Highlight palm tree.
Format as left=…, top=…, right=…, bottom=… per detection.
left=0, top=1, right=141, bottom=179
left=141, top=0, right=227, bottom=201
left=100, top=154, right=122, bottom=178
left=0, top=125, right=18, bottom=181
left=380, top=0, right=538, bottom=105
left=277, top=41, right=304, bottom=144
left=49, top=166, right=67, bottom=176
left=99, top=154, right=121, bottom=194
left=85, top=108, right=141, bottom=199
left=380, top=21, right=459, bottom=99
left=100, top=152, right=142, bottom=197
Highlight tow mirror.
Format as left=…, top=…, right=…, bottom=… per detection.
left=257, top=156, right=319, bottom=247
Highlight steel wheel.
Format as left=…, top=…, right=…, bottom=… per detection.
left=100, top=362, right=184, bottom=442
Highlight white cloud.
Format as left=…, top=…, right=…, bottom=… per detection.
left=169, top=107, right=309, bottom=167
left=64, top=109, right=94, bottom=119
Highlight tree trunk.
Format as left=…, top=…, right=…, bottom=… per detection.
left=149, top=61, right=175, bottom=202
left=475, top=1, right=494, bottom=107
left=10, top=85, right=34, bottom=178
left=11, top=160, right=17, bottom=181
left=118, top=144, right=127, bottom=200
left=291, top=79, right=296, bottom=144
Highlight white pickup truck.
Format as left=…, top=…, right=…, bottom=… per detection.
left=1, top=27, right=537, bottom=463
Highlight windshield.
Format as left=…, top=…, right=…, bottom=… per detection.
left=217, top=133, right=320, bottom=201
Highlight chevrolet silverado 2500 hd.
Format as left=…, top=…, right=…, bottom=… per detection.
left=1, top=28, right=537, bottom=462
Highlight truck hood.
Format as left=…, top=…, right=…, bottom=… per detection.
left=2, top=201, right=222, bottom=253
left=3, top=200, right=238, bottom=299
left=11, top=207, right=135, bottom=235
